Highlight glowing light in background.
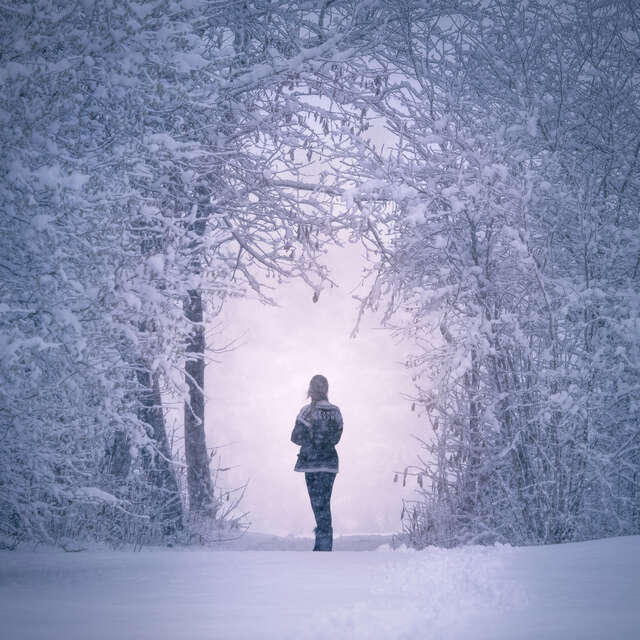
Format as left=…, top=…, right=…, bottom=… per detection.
left=206, top=243, right=425, bottom=535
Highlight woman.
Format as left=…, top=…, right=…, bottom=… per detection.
left=291, top=374, right=343, bottom=551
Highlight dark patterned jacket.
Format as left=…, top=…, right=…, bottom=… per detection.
left=291, top=400, right=343, bottom=473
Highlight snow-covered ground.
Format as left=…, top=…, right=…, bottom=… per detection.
left=2, top=534, right=639, bottom=639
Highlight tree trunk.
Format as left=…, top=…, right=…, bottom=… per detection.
left=182, top=184, right=215, bottom=515
left=105, top=430, right=131, bottom=478
left=136, top=363, right=183, bottom=533
left=184, top=287, right=214, bottom=514
left=104, top=360, right=184, bottom=535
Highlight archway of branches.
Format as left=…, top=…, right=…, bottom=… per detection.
left=3, top=1, right=638, bottom=548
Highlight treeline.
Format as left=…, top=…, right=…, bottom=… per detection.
left=2, top=0, right=638, bottom=549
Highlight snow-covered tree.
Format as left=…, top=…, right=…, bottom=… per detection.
left=0, top=0, right=362, bottom=547
left=336, top=0, right=640, bottom=546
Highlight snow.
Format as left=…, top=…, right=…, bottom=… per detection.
left=32, top=165, right=90, bottom=190
left=1, top=535, right=639, bottom=639
left=73, top=487, right=120, bottom=505
left=146, top=253, right=165, bottom=275
left=173, top=52, right=210, bottom=73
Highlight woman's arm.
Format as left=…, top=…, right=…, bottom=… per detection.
left=291, top=406, right=312, bottom=445
left=329, top=408, right=343, bottom=445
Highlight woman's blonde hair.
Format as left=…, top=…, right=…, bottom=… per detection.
left=307, top=374, right=329, bottom=402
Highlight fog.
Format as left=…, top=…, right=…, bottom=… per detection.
left=205, top=242, right=424, bottom=536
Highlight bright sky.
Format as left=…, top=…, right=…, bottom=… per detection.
left=205, top=241, right=426, bottom=536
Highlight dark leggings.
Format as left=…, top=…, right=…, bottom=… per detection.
left=305, top=472, right=336, bottom=534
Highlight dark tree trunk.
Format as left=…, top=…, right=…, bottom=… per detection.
left=136, top=363, right=183, bottom=533
left=105, top=430, right=131, bottom=478
left=181, top=183, right=215, bottom=515
left=104, top=361, right=184, bottom=535
left=183, top=288, right=214, bottom=514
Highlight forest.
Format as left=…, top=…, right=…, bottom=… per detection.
left=1, top=0, right=639, bottom=551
